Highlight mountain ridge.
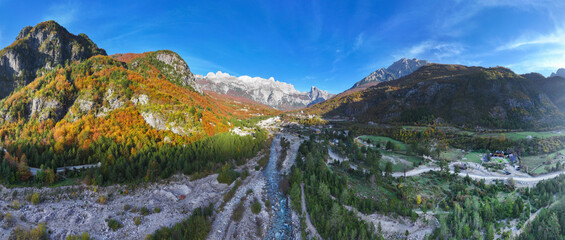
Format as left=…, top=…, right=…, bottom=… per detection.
left=195, top=71, right=334, bottom=110
left=306, top=63, right=564, bottom=129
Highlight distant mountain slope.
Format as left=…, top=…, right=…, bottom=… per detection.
left=532, top=74, right=565, bottom=113
left=195, top=71, right=334, bottom=110
left=0, top=21, right=106, bottom=99
left=550, top=68, right=565, bottom=78
left=112, top=51, right=202, bottom=93
left=307, top=64, right=564, bottom=129
left=350, top=58, right=430, bottom=90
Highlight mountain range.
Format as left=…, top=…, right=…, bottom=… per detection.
left=306, top=64, right=565, bottom=129
left=1, top=20, right=565, bottom=136
left=195, top=71, right=334, bottom=110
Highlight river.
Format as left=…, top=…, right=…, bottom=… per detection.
left=263, top=135, right=294, bottom=239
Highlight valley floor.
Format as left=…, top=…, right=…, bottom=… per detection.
left=3, top=117, right=565, bottom=239
left=0, top=174, right=228, bottom=239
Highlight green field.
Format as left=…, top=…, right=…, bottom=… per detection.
left=441, top=148, right=484, bottom=163
left=380, top=151, right=421, bottom=172
left=358, top=135, right=407, bottom=151
left=522, top=149, right=565, bottom=175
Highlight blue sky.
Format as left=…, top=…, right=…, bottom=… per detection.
left=1, top=0, right=564, bottom=93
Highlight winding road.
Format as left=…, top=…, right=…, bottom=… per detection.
left=392, top=162, right=565, bottom=187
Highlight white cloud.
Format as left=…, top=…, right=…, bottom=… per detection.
left=399, top=41, right=464, bottom=60
left=353, top=32, right=364, bottom=50
left=182, top=55, right=237, bottom=76
left=475, top=0, right=565, bottom=9
left=496, top=27, right=565, bottom=51
left=506, top=48, right=565, bottom=75
left=43, top=0, right=80, bottom=26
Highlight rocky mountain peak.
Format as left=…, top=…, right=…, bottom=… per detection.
left=350, top=58, right=430, bottom=90
left=0, top=20, right=107, bottom=99
left=387, top=58, right=430, bottom=78
left=550, top=68, right=565, bottom=78
left=308, top=86, right=333, bottom=105
left=16, top=26, right=33, bottom=41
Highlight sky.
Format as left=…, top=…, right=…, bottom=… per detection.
left=1, top=0, right=564, bottom=93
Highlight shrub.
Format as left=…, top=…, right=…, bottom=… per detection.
left=25, top=193, right=33, bottom=202
left=9, top=223, right=48, bottom=239
left=11, top=200, right=22, bottom=210
left=31, top=192, right=41, bottom=205
left=106, top=219, right=123, bottom=231
left=264, top=199, right=271, bottom=209
left=240, top=169, right=250, bottom=180
left=140, top=206, right=150, bottom=216
left=251, top=200, right=262, bottom=214
left=65, top=232, right=93, bottom=240
left=124, top=204, right=132, bottom=211
left=258, top=156, right=268, bottom=168
left=4, top=212, right=15, bottom=228
left=154, top=207, right=161, bottom=213
left=217, top=165, right=240, bottom=185
left=231, top=201, right=245, bottom=222
left=133, top=217, right=141, bottom=226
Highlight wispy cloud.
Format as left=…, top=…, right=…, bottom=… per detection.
left=496, top=27, right=565, bottom=51
left=506, top=48, right=565, bottom=75
left=43, top=0, right=80, bottom=26
left=397, top=41, right=464, bottom=60
left=353, top=32, right=364, bottom=50
left=182, top=54, right=237, bottom=76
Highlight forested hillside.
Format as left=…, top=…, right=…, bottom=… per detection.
left=0, top=50, right=277, bottom=185
left=306, top=64, right=565, bottom=129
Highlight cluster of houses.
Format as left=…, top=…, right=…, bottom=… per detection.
left=483, top=151, right=518, bottom=164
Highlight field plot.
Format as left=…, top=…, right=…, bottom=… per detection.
left=521, top=149, right=565, bottom=175
left=380, top=151, right=421, bottom=172
left=358, top=135, right=407, bottom=151
left=441, top=148, right=484, bottom=163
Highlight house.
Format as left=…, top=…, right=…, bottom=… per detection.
left=509, top=154, right=517, bottom=163
left=492, top=151, right=505, bottom=158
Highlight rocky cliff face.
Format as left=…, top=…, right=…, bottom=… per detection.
left=195, top=71, right=334, bottom=110
left=0, top=21, right=107, bottom=99
left=550, top=68, right=565, bottom=78
left=351, top=58, right=430, bottom=89
left=308, top=86, right=334, bottom=105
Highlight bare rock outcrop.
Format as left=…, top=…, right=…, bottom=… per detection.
left=0, top=20, right=106, bottom=99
